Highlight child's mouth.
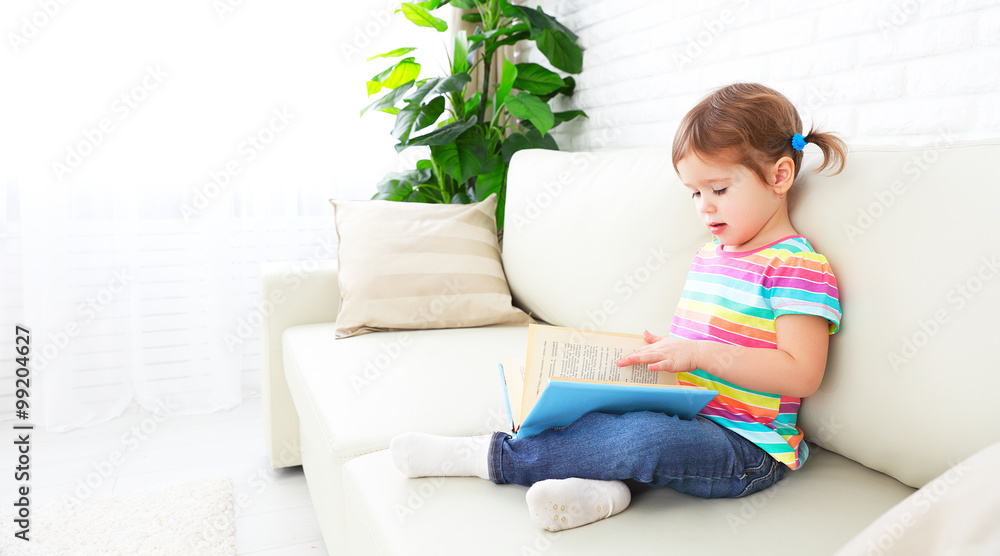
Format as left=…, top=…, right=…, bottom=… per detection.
left=709, top=223, right=727, bottom=234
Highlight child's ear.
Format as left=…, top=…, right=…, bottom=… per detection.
left=772, top=157, right=795, bottom=194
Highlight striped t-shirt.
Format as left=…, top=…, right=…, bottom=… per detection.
left=670, top=236, right=841, bottom=470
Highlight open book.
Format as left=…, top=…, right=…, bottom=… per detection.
left=499, top=324, right=717, bottom=438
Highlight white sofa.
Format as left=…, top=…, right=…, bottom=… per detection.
left=261, top=141, right=1000, bottom=555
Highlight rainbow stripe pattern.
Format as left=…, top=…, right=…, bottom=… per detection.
left=671, top=236, right=841, bottom=470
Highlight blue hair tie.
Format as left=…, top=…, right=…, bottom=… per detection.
left=791, top=133, right=807, bottom=151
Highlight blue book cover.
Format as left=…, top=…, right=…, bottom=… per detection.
left=499, top=325, right=717, bottom=438
left=514, top=377, right=717, bottom=439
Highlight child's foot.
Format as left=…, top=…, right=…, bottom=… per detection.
left=525, top=478, right=631, bottom=531
left=389, top=432, right=492, bottom=480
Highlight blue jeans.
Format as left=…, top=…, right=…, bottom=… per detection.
left=488, top=411, right=787, bottom=499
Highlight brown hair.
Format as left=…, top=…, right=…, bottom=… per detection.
left=671, top=83, right=847, bottom=184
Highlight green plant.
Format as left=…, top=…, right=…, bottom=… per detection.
left=361, top=0, right=585, bottom=230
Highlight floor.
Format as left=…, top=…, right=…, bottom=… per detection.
left=1, top=397, right=328, bottom=555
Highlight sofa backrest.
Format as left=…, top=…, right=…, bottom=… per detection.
left=502, top=141, right=1000, bottom=489
left=502, top=148, right=709, bottom=335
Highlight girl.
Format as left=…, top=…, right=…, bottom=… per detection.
left=390, top=82, right=847, bottom=531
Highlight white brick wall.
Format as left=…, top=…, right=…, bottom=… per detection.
left=521, top=0, right=1000, bottom=150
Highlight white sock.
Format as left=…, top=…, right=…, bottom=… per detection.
left=389, top=432, right=492, bottom=480
left=525, top=478, right=631, bottom=531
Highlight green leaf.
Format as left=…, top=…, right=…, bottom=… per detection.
left=453, top=30, right=469, bottom=75
left=500, top=134, right=530, bottom=163
left=533, top=29, right=583, bottom=74
left=463, top=91, right=482, bottom=119
left=556, top=75, right=577, bottom=96
left=435, top=73, right=472, bottom=94
left=499, top=1, right=520, bottom=18
left=461, top=13, right=482, bottom=23
left=495, top=59, right=517, bottom=110
left=413, top=96, right=445, bottom=132
left=500, top=128, right=558, bottom=163
left=484, top=29, right=531, bottom=60
left=495, top=184, right=507, bottom=231
left=512, top=62, right=565, bottom=96
left=449, top=0, right=478, bottom=9
left=450, top=190, right=475, bottom=204
left=373, top=168, right=434, bottom=201
left=431, top=132, right=483, bottom=185
left=536, top=75, right=576, bottom=103
left=361, top=81, right=414, bottom=116
left=505, top=93, right=554, bottom=136
left=473, top=24, right=528, bottom=43
left=400, top=116, right=478, bottom=151
left=475, top=156, right=505, bottom=201
left=366, top=47, right=417, bottom=61
left=400, top=3, right=448, bottom=32
left=393, top=97, right=445, bottom=143
left=405, top=73, right=471, bottom=105
left=552, top=109, right=587, bottom=127
left=536, top=7, right=580, bottom=41
left=561, top=76, right=576, bottom=93
left=370, top=64, right=394, bottom=83
left=381, top=58, right=422, bottom=89
left=431, top=127, right=487, bottom=184
left=506, top=4, right=579, bottom=41
left=408, top=187, right=445, bottom=203
left=392, top=105, right=420, bottom=142
left=367, top=58, right=421, bottom=96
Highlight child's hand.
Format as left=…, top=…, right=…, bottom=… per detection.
left=615, top=330, right=698, bottom=373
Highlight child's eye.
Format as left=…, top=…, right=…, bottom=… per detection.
left=691, top=191, right=701, bottom=199
left=713, top=188, right=728, bottom=195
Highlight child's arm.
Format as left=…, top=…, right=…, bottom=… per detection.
left=615, top=314, right=830, bottom=398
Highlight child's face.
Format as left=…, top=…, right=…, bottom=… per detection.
left=676, top=152, right=785, bottom=252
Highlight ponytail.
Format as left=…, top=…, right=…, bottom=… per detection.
left=803, top=129, right=848, bottom=176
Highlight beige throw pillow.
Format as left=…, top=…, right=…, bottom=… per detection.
left=330, top=194, right=532, bottom=338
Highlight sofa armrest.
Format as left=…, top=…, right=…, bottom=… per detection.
left=833, top=439, right=1000, bottom=555
left=260, top=260, right=340, bottom=468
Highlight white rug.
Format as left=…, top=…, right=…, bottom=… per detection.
left=0, top=476, right=236, bottom=556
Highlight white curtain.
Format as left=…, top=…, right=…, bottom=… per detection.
left=0, top=0, right=452, bottom=431
left=3, top=176, right=340, bottom=431
left=17, top=183, right=243, bottom=428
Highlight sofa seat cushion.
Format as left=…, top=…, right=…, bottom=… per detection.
left=282, top=323, right=529, bottom=459
left=343, top=447, right=915, bottom=556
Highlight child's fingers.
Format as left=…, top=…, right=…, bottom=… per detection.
left=616, top=350, right=661, bottom=367
left=615, top=353, right=634, bottom=366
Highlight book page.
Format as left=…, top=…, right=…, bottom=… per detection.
left=519, top=325, right=676, bottom=423
left=501, top=357, right=526, bottom=427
